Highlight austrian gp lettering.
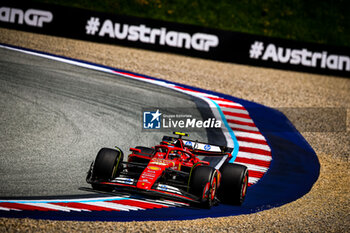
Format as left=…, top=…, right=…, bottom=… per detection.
left=0, top=7, right=53, bottom=27
left=85, top=17, right=219, bottom=52
left=250, top=41, right=350, bottom=72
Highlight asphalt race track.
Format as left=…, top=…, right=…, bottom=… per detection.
left=0, top=47, right=212, bottom=197
left=0, top=45, right=320, bottom=221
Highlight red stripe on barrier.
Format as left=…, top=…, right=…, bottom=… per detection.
left=208, top=97, right=236, bottom=103
left=236, top=136, right=268, bottom=145
left=174, top=86, right=201, bottom=93
left=114, top=71, right=148, bottom=80
left=53, top=202, right=117, bottom=211
left=248, top=170, right=266, bottom=179
left=231, top=127, right=261, bottom=134
left=110, top=200, right=167, bottom=209
left=222, top=111, right=250, bottom=119
left=227, top=119, right=256, bottom=127
left=235, top=157, right=271, bottom=168
left=239, top=146, right=271, bottom=156
left=218, top=104, right=246, bottom=110
left=0, top=203, right=54, bottom=211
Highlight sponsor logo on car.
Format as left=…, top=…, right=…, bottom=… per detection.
left=184, top=141, right=193, bottom=146
left=158, top=184, right=168, bottom=191
left=140, top=173, right=156, bottom=179
left=139, top=179, right=151, bottom=184
left=115, top=177, right=134, bottom=185
left=148, top=166, right=161, bottom=171
left=150, top=159, right=174, bottom=166
left=204, top=144, right=211, bottom=151
left=156, top=184, right=182, bottom=194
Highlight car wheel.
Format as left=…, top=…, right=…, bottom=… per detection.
left=217, top=163, right=248, bottom=205
left=189, top=166, right=218, bottom=208
left=91, top=147, right=124, bottom=191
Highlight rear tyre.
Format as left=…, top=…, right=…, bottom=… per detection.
left=91, top=147, right=124, bottom=191
left=189, top=166, right=218, bottom=208
left=217, top=163, right=248, bottom=205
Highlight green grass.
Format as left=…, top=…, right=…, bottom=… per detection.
left=33, top=0, right=350, bottom=48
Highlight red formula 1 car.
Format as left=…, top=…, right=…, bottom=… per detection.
left=86, top=132, right=248, bottom=208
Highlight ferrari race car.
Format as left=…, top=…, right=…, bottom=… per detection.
left=86, top=132, right=248, bottom=208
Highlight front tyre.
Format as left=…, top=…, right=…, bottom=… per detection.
left=91, top=147, right=124, bottom=191
left=217, top=163, right=248, bottom=205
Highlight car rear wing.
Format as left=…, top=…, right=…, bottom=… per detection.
left=162, top=135, right=233, bottom=154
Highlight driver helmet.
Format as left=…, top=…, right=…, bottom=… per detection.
left=169, top=150, right=181, bottom=159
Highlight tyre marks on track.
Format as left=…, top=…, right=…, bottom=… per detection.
left=0, top=44, right=273, bottom=219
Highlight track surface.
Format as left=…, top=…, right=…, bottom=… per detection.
left=0, top=47, right=211, bottom=197
left=0, top=45, right=321, bottom=222
left=0, top=28, right=347, bottom=231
